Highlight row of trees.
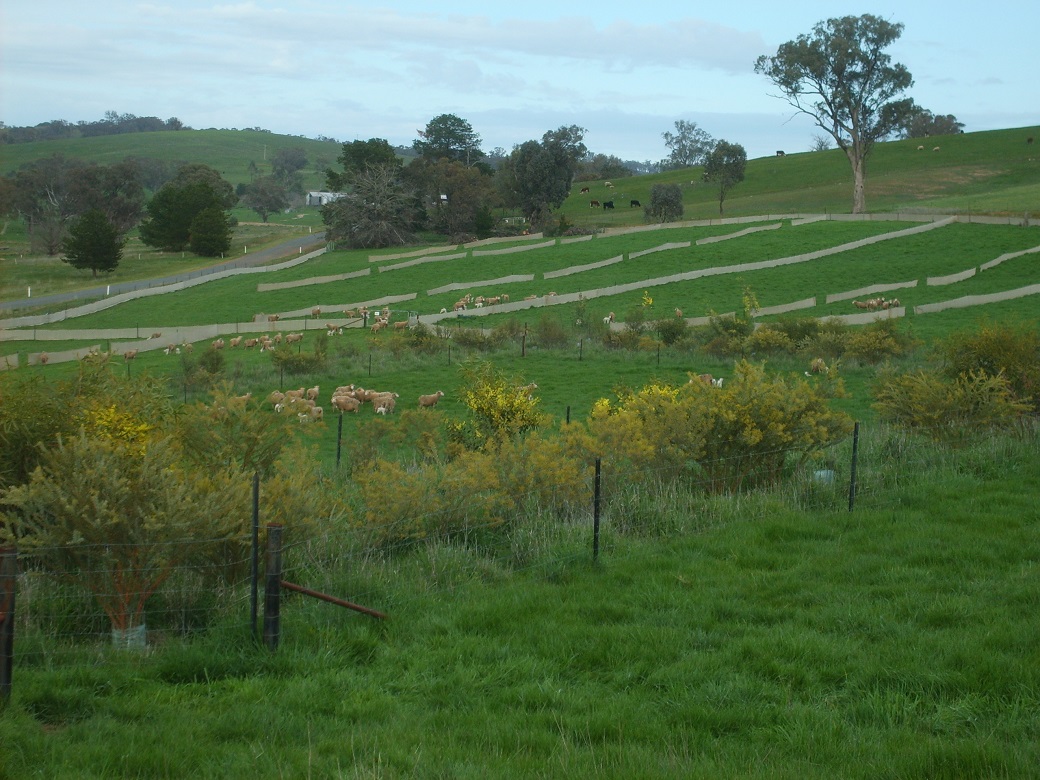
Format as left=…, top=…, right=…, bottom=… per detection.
left=0, top=111, right=189, bottom=144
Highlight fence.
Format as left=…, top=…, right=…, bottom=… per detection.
left=3, top=417, right=1031, bottom=702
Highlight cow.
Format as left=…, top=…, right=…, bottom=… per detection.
left=776, top=150, right=786, bottom=157
left=580, top=186, right=590, bottom=194
left=630, top=199, right=641, bottom=208
left=602, top=200, right=615, bottom=210
left=590, top=200, right=600, bottom=208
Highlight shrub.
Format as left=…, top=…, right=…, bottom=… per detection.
left=655, top=317, right=688, bottom=346
left=532, top=316, right=570, bottom=349
left=872, top=367, right=1031, bottom=443
left=644, top=183, right=684, bottom=223
left=446, top=360, right=552, bottom=450
left=936, top=321, right=1040, bottom=411
left=747, top=327, right=795, bottom=355
left=844, top=318, right=917, bottom=362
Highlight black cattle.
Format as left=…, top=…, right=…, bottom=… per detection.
left=602, top=200, right=615, bottom=210
left=629, top=199, right=641, bottom=208
left=580, top=186, right=590, bottom=193
left=589, top=200, right=600, bottom=208
left=776, top=150, right=786, bottom=157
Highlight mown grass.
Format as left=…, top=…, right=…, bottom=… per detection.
left=2, top=428, right=1037, bottom=778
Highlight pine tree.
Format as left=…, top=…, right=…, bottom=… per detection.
left=189, top=206, right=233, bottom=257
left=61, top=208, right=125, bottom=277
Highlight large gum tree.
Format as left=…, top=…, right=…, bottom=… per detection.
left=755, top=14, right=917, bottom=214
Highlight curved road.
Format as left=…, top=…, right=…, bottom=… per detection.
left=0, top=231, right=327, bottom=313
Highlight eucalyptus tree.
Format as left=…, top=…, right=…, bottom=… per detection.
left=755, top=14, right=917, bottom=213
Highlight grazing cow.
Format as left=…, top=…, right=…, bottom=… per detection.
left=602, top=200, right=615, bottom=210
left=580, top=186, right=590, bottom=193
left=630, top=200, right=641, bottom=208
left=590, top=200, right=600, bottom=208
left=776, top=150, right=786, bottom=157
left=1028, top=137, right=1034, bottom=144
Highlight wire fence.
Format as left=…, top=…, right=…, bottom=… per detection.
left=1, top=418, right=1035, bottom=696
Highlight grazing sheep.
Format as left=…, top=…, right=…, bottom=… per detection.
left=267, top=390, right=285, bottom=407
left=123, top=349, right=138, bottom=361
left=284, top=333, right=303, bottom=344
left=373, top=395, right=397, bottom=415
left=311, top=306, right=321, bottom=318
left=150, top=332, right=162, bottom=339
left=306, top=385, right=320, bottom=402
left=331, top=394, right=361, bottom=413
left=917, top=145, right=925, bottom=151
left=267, top=314, right=280, bottom=322
left=933, top=146, right=940, bottom=152
left=229, top=336, right=243, bottom=348
left=212, top=338, right=225, bottom=350
left=418, top=390, right=444, bottom=408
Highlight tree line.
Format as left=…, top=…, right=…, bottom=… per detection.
left=0, top=111, right=189, bottom=144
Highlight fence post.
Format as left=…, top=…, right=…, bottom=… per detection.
left=848, top=422, right=860, bottom=512
left=263, top=524, right=283, bottom=652
left=250, top=473, right=260, bottom=640
left=0, top=547, right=16, bottom=704
left=336, top=413, right=344, bottom=469
left=593, top=458, right=602, bottom=561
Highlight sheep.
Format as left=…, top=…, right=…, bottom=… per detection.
left=809, top=358, right=828, bottom=374
left=283, top=387, right=306, bottom=402
left=311, top=306, right=321, bottom=319
left=331, top=394, right=361, bottom=413
left=182, top=342, right=194, bottom=353
left=306, top=385, right=320, bottom=402
left=267, top=314, right=280, bottom=322
left=933, top=146, right=940, bottom=152
left=603, top=312, right=615, bottom=325
left=284, top=333, right=303, bottom=344
left=675, top=307, right=683, bottom=319
left=394, top=320, right=408, bottom=330
left=517, top=382, right=538, bottom=400
left=418, top=390, right=444, bottom=408
left=266, top=390, right=285, bottom=407
left=150, top=332, right=162, bottom=339
left=212, top=338, right=225, bottom=350
left=163, top=343, right=178, bottom=355
left=229, top=336, right=243, bottom=348
left=308, top=406, right=324, bottom=421
left=123, top=349, right=138, bottom=361
left=917, top=145, right=925, bottom=151
left=373, top=395, right=397, bottom=415
left=39, top=352, right=49, bottom=365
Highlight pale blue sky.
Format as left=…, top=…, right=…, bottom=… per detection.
left=2, top=1, right=1038, bottom=161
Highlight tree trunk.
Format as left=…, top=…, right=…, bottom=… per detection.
left=848, top=150, right=867, bottom=214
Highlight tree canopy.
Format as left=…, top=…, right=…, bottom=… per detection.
left=61, top=208, right=125, bottom=277
left=242, top=175, right=290, bottom=223
left=321, top=163, right=416, bottom=249
left=413, top=114, right=484, bottom=166
left=661, top=120, right=715, bottom=169
left=702, top=141, right=747, bottom=215
left=139, top=170, right=235, bottom=253
left=326, top=138, right=401, bottom=191
left=755, top=14, right=916, bottom=213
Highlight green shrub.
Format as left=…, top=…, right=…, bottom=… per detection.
left=844, top=318, right=917, bottom=362
left=872, top=367, right=1031, bottom=443
left=533, top=315, right=570, bottom=349
left=936, top=321, right=1040, bottom=411
left=747, top=327, right=796, bottom=355
left=655, top=317, right=688, bottom=346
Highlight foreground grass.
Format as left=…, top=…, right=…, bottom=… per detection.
left=2, top=429, right=1038, bottom=779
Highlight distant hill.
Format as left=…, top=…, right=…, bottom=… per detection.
left=0, top=129, right=343, bottom=192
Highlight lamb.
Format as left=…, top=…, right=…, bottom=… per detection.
left=373, top=395, right=397, bottom=415
left=603, top=311, right=615, bottom=325
left=418, top=390, right=445, bottom=408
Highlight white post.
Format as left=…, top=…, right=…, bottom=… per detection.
left=106, top=285, right=110, bottom=296
left=27, top=286, right=30, bottom=298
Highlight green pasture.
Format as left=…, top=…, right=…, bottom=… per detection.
left=3, top=428, right=1038, bottom=778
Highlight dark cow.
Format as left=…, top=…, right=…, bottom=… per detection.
left=776, top=150, right=786, bottom=157
left=589, top=200, right=600, bottom=208
left=629, top=199, right=641, bottom=208
left=602, top=200, right=615, bottom=209
left=580, top=186, right=590, bottom=193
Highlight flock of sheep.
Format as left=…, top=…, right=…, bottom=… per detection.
left=263, top=383, right=445, bottom=423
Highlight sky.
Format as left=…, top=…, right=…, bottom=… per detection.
left=2, top=1, right=1039, bottom=163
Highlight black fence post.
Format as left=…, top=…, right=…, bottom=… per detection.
left=250, top=473, right=260, bottom=640
left=848, top=422, right=860, bottom=512
left=263, top=524, right=283, bottom=652
left=0, top=547, right=16, bottom=704
left=336, top=413, right=344, bottom=469
left=593, top=458, right=602, bottom=561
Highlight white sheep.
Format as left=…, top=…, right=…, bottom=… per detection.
left=418, top=390, right=444, bottom=408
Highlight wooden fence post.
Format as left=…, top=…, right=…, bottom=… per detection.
left=263, top=524, right=283, bottom=652
left=848, top=422, right=860, bottom=512
left=250, top=473, right=260, bottom=640
left=0, top=547, right=17, bottom=704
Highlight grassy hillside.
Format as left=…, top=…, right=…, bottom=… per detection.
left=560, top=125, right=1040, bottom=225
left=0, top=129, right=341, bottom=191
